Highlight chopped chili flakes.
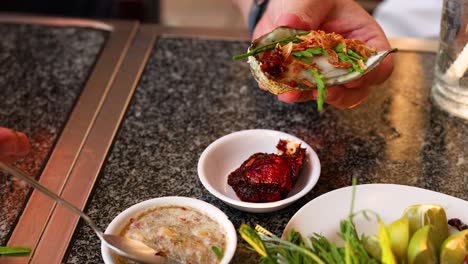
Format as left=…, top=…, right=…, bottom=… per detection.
left=260, top=47, right=287, bottom=78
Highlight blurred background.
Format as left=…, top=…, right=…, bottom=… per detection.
left=0, top=0, right=382, bottom=29
left=0, top=0, right=442, bottom=39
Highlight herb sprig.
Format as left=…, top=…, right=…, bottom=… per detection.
left=292, top=47, right=323, bottom=58
left=232, top=32, right=309, bottom=60
left=239, top=177, right=381, bottom=264
left=334, top=44, right=365, bottom=73
left=211, top=245, right=224, bottom=260
left=292, top=47, right=323, bottom=65
left=308, top=69, right=326, bottom=111
left=0, top=246, right=31, bottom=256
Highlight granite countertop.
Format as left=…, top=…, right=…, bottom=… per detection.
left=65, top=37, right=468, bottom=263
left=0, top=23, right=107, bottom=245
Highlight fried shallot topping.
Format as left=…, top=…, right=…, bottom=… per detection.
left=294, top=30, right=376, bottom=59
left=267, top=30, right=377, bottom=75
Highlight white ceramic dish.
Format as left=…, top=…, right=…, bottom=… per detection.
left=101, top=196, right=237, bottom=264
left=282, top=184, right=468, bottom=243
left=198, top=129, right=321, bottom=213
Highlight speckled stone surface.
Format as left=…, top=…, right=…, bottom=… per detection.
left=0, top=24, right=107, bottom=245
left=65, top=37, right=468, bottom=263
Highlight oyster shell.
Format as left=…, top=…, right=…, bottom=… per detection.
left=246, top=27, right=396, bottom=95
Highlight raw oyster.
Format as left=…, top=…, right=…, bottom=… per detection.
left=235, top=26, right=396, bottom=110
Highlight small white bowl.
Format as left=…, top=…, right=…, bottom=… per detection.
left=198, top=129, right=321, bottom=213
left=101, top=196, right=237, bottom=264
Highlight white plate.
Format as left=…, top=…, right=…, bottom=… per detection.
left=198, top=129, right=321, bottom=213
left=283, top=184, right=468, bottom=243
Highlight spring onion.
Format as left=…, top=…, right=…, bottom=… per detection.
left=0, top=246, right=31, bottom=256
left=308, top=69, right=326, bottom=111
left=232, top=32, right=309, bottom=60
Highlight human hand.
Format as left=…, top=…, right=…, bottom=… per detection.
left=240, top=0, right=394, bottom=109
left=0, top=127, right=31, bottom=162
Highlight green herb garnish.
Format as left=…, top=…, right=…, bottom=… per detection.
left=239, top=224, right=325, bottom=264
left=0, top=246, right=31, bottom=256
left=299, top=50, right=314, bottom=57
left=307, top=47, right=323, bottom=55
left=334, top=42, right=346, bottom=53
left=232, top=32, right=309, bottom=60
left=292, top=47, right=323, bottom=58
left=239, top=217, right=379, bottom=264
left=239, top=224, right=270, bottom=258
left=211, top=246, right=224, bottom=260
left=308, top=69, right=326, bottom=111
left=333, top=43, right=367, bottom=71
left=294, top=56, right=313, bottom=64
left=347, top=49, right=365, bottom=62
left=338, top=53, right=363, bottom=73
left=238, top=177, right=383, bottom=264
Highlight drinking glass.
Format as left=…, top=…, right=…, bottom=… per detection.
left=431, top=0, right=468, bottom=119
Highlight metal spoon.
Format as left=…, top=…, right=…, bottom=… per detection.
left=0, top=161, right=176, bottom=264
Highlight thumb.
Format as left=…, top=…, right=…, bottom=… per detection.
left=267, top=0, right=333, bottom=29
left=0, top=128, right=31, bottom=159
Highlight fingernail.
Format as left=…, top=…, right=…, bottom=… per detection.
left=275, top=13, right=310, bottom=29
left=15, top=133, right=31, bottom=156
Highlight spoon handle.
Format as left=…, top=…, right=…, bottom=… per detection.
left=0, top=162, right=103, bottom=238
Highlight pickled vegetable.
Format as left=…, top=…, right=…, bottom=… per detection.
left=387, top=217, right=410, bottom=263
left=378, top=220, right=397, bottom=264
left=407, top=225, right=438, bottom=264
left=403, top=204, right=449, bottom=252
left=440, top=230, right=468, bottom=264
left=363, top=234, right=382, bottom=260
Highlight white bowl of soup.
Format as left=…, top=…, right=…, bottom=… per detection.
left=101, top=196, right=237, bottom=264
